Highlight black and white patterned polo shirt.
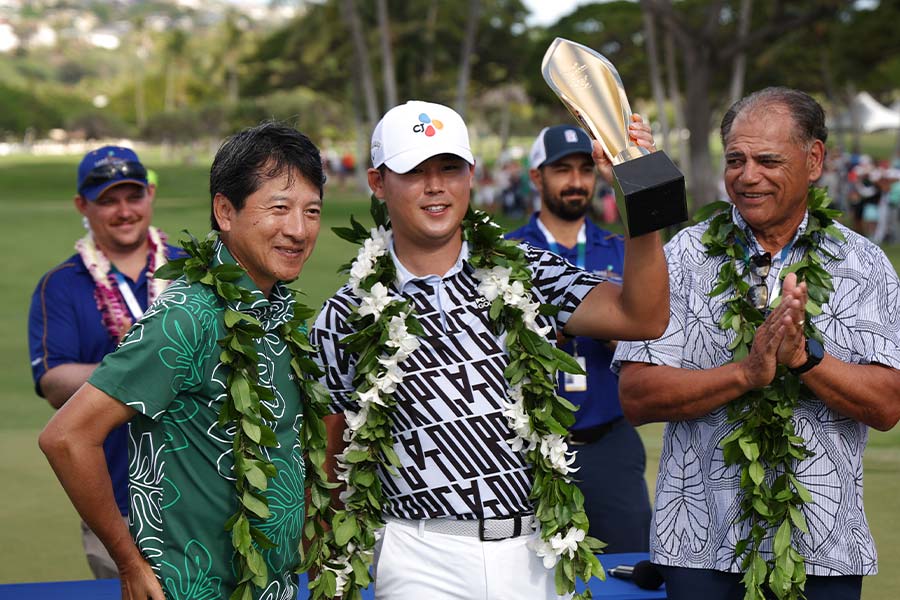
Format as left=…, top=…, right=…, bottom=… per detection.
left=312, top=242, right=603, bottom=520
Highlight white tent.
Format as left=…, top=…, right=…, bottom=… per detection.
left=832, top=91, right=900, bottom=132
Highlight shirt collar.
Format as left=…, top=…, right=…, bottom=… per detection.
left=583, top=217, right=620, bottom=246
left=213, top=239, right=294, bottom=331
left=74, top=247, right=151, bottom=285
left=389, top=240, right=470, bottom=292
left=731, top=206, right=809, bottom=258
left=531, top=212, right=615, bottom=248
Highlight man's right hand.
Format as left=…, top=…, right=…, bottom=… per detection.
left=118, top=555, right=165, bottom=600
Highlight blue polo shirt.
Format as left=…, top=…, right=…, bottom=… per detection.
left=28, top=245, right=182, bottom=515
left=507, top=214, right=625, bottom=430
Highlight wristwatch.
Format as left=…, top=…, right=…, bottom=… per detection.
left=789, top=338, right=825, bottom=375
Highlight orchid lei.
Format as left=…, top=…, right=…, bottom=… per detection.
left=75, top=225, right=169, bottom=340
left=697, top=187, right=843, bottom=600
left=155, top=232, right=333, bottom=600
left=300, top=199, right=605, bottom=600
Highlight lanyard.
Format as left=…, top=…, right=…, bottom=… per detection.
left=536, top=218, right=586, bottom=270
left=112, top=270, right=145, bottom=321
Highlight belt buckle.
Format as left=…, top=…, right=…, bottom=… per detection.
left=479, top=515, right=522, bottom=542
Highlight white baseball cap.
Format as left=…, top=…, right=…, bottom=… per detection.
left=371, top=100, right=474, bottom=173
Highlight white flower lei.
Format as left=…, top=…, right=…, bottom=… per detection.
left=75, top=225, right=169, bottom=340
left=302, top=204, right=605, bottom=600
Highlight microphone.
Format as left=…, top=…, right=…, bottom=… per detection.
left=608, top=560, right=664, bottom=590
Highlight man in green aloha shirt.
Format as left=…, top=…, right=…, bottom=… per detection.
left=40, top=122, right=326, bottom=600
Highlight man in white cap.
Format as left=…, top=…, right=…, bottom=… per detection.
left=312, top=101, right=670, bottom=598
left=28, top=145, right=181, bottom=578
left=507, top=124, right=652, bottom=554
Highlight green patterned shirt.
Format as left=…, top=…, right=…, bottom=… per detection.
left=90, top=241, right=305, bottom=600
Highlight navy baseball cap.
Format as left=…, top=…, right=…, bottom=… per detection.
left=529, top=125, right=593, bottom=169
left=77, top=146, right=149, bottom=201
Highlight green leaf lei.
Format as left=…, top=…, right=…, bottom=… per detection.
left=697, top=187, right=844, bottom=600
left=299, top=198, right=605, bottom=599
left=154, top=232, right=333, bottom=600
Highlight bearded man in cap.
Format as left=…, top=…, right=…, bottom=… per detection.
left=28, top=146, right=181, bottom=578
left=507, top=124, right=652, bottom=553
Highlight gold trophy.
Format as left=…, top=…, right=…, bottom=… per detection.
left=542, top=37, right=687, bottom=237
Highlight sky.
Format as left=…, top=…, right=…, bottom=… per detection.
left=522, top=0, right=594, bottom=26
left=227, top=0, right=593, bottom=28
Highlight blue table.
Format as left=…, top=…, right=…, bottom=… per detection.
left=0, top=553, right=665, bottom=599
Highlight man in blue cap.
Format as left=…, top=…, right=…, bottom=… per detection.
left=28, top=145, right=181, bottom=578
left=507, top=124, right=652, bottom=553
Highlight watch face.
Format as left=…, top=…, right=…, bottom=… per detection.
left=807, top=337, right=825, bottom=361
left=791, top=337, right=825, bottom=375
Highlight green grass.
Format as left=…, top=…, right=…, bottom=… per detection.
left=1, top=156, right=898, bottom=598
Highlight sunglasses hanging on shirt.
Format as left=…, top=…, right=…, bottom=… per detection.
left=746, top=252, right=772, bottom=311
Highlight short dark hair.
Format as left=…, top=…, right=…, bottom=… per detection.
left=209, top=121, right=326, bottom=230
left=720, top=87, right=828, bottom=149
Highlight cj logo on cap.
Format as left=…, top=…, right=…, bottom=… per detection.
left=412, top=113, right=443, bottom=137
left=564, top=129, right=579, bottom=143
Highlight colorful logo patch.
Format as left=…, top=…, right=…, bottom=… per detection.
left=412, top=112, right=444, bottom=137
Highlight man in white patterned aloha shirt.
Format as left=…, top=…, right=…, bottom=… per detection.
left=614, top=87, right=900, bottom=600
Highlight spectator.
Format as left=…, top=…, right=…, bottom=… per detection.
left=28, top=146, right=180, bottom=579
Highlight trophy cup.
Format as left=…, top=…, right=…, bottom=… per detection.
left=542, top=38, right=687, bottom=237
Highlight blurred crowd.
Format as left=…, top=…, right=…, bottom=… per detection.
left=820, top=150, right=900, bottom=245
left=323, top=143, right=900, bottom=246
left=322, top=145, right=623, bottom=226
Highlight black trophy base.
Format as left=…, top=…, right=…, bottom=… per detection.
left=613, top=152, right=688, bottom=237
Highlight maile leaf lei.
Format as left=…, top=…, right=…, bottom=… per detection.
left=697, top=187, right=844, bottom=600
left=300, top=198, right=606, bottom=599
left=154, top=232, right=333, bottom=600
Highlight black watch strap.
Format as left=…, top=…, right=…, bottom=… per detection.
left=790, top=338, right=824, bottom=375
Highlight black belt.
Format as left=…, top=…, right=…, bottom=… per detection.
left=567, top=417, right=623, bottom=446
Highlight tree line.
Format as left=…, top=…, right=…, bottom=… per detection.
left=1, top=0, right=898, bottom=205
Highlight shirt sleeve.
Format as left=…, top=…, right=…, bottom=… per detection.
left=847, top=246, right=900, bottom=369
left=524, top=244, right=604, bottom=329
left=28, top=264, right=81, bottom=394
left=89, top=283, right=218, bottom=420
left=311, top=291, right=359, bottom=413
left=613, top=235, right=689, bottom=373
